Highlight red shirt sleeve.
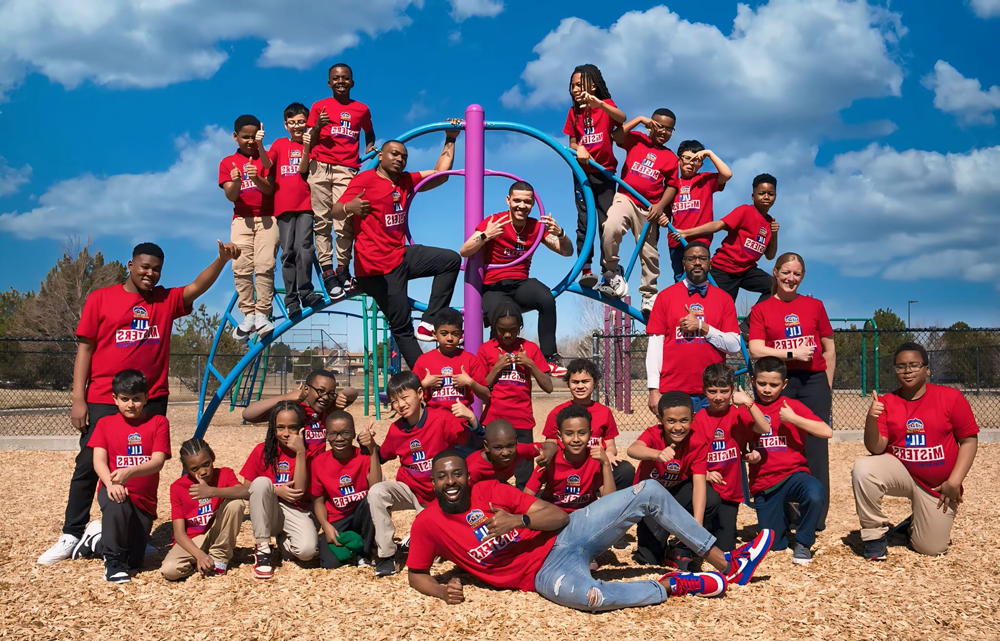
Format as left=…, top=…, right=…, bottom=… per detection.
left=169, top=482, right=184, bottom=521
left=76, top=290, right=101, bottom=340
left=815, top=300, right=834, bottom=338
left=361, top=107, right=374, bottom=136
left=309, top=459, right=324, bottom=497
left=637, top=426, right=661, bottom=448
left=240, top=447, right=262, bottom=481
left=218, top=467, right=239, bottom=489
left=516, top=442, right=540, bottom=461
left=876, top=400, right=890, bottom=438
left=412, top=353, right=431, bottom=381
left=152, top=416, right=172, bottom=458
left=219, top=158, right=233, bottom=187
left=445, top=413, right=469, bottom=446
left=604, top=408, right=620, bottom=440
left=380, top=428, right=400, bottom=462
left=337, top=172, right=367, bottom=204
left=721, top=206, right=744, bottom=232
left=789, top=398, right=822, bottom=423
left=306, top=101, right=320, bottom=129
left=526, top=341, right=547, bottom=370
left=490, top=480, right=540, bottom=513
left=476, top=217, right=489, bottom=233
left=469, top=353, right=487, bottom=385
left=87, top=418, right=109, bottom=450
left=167, top=286, right=190, bottom=320
left=563, top=108, right=576, bottom=137
left=646, top=291, right=669, bottom=335
left=689, top=433, right=708, bottom=475
left=266, top=139, right=280, bottom=166
left=708, top=173, right=722, bottom=193
left=542, top=407, right=559, bottom=440
left=949, top=391, right=980, bottom=440
left=405, top=515, right=437, bottom=572
left=619, top=131, right=641, bottom=151
left=747, top=303, right=766, bottom=342
left=525, top=465, right=546, bottom=493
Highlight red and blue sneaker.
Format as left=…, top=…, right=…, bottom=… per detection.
left=659, top=571, right=727, bottom=598
left=725, top=529, right=775, bottom=586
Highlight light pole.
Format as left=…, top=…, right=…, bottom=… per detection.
left=908, top=300, right=919, bottom=328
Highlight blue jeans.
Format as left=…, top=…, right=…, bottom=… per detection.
left=753, top=471, right=824, bottom=550
left=669, top=245, right=685, bottom=282
left=534, top=481, right=717, bottom=612
left=690, top=394, right=709, bottom=413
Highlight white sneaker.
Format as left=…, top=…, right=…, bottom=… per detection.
left=71, top=521, right=102, bottom=560
left=232, top=314, right=257, bottom=341
left=415, top=321, right=435, bottom=342
left=596, top=268, right=628, bottom=298
left=38, top=534, right=79, bottom=565
left=641, top=293, right=657, bottom=316
left=254, top=313, right=275, bottom=336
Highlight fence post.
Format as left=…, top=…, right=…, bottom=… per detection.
left=603, top=308, right=611, bottom=406
left=975, top=346, right=981, bottom=396
left=623, top=296, right=631, bottom=415
left=196, top=355, right=203, bottom=399
left=591, top=332, right=599, bottom=403
left=861, top=332, right=867, bottom=396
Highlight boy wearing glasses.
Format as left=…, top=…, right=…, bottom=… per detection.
left=646, top=243, right=741, bottom=416
left=243, top=369, right=358, bottom=457
left=306, top=63, right=377, bottom=299
left=853, top=342, right=979, bottom=561
left=598, top=108, right=680, bottom=317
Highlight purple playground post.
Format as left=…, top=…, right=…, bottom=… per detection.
left=464, top=105, right=486, bottom=417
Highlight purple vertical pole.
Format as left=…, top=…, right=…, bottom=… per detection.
left=464, top=105, right=485, bottom=418
left=614, top=307, right=623, bottom=411
left=603, top=309, right=612, bottom=404
left=623, top=295, right=631, bottom=415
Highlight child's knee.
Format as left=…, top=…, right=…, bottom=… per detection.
left=910, top=535, right=949, bottom=557
left=801, top=479, right=825, bottom=506
left=160, top=564, right=189, bottom=582
left=249, top=477, right=274, bottom=495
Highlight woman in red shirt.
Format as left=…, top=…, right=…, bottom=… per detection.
left=853, top=342, right=979, bottom=561
left=747, top=252, right=835, bottom=529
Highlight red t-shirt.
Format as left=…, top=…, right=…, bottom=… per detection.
left=306, top=98, right=373, bottom=167
left=477, top=213, right=542, bottom=285
left=712, top=204, right=774, bottom=274
left=169, top=467, right=240, bottom=539
left=749, top=296, right=834, bottom=373
left=695, top=406, right=750, bottom=503
left=412, top=348, right=487, bottom=410
left=563, top=99, right=619, bottom=173
left=267, top=138, right=311, bottom=215
left=380, top=408, right=469, bottom=504
left=240, top=442, right=308, bottom=508
left=302, top=403, right=332, bottom=458
left=633, top=425, right=708, bottom=489
left=76, top=284, right=190, bottom=404
left=88, top=413, right=171, bottom=516
left=646, top=281, right=739, bottom=395
left=466, top=443, right=540, bottom=484
left=733, top=397, right=817, bottom=495
left=670, top=172, right=722, bottom=249
left=617, top=132, right=678, bottom=208
left=407, top=480, right=557, bottom=592
left=526, top=447, right=604, bottom=512
left=877, top=384, right=979, bottom=498
left=309, top=448, right=372, bottom=522
left=542, top=400, right=619, bottom=448
left=478, top=338, right=549, bottom=431
left=338, top=169, right=421, bottom=277
left=218, top=150, right=273, bottom=218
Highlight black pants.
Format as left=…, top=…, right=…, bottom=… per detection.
left=277, top=210, right=316, bottom=305
left=612, top=460, right=636, bottom=492
left=513, top=428, right=535, bottom=490
left=710, top=499, right=740, bottom=552
left=636, top=478, right=721, bottom=563
left=483, top=278, right=558, bottom=358
left=96, top=486, right=154, bottom=568
left=318, top=497, right=376, bottom=569
left=785, top=369, right=833, bottom=530
left=574, top=171, right=616, bottom=270
left=63, top=397, right=169, bottom=538
left=356, top=244, right=460, bottom=369
left=709, top=266, right=772, bottom=307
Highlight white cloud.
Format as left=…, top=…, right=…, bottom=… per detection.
left=501, top=1, right=904, bottom=154
left=969, top=0, right=1000, bottom=18
left=922, top=60, right=1000, bottom=126
left=448, top=0, right=504, bottom=21
left=0, top=158, right=31, bottom=197
left=0, top=0, right=423, bottom=98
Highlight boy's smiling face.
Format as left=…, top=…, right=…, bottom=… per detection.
left=328, top=66, right=354, bottom=98
left=648, top=114, right=675, bottom=146
left=558, top=417, right=592, bottom=457
left=659, top=406, right=693, bottom=444
left=234, top=125, right=258, bottom=155
left=285, top=114, right=308, bottom=141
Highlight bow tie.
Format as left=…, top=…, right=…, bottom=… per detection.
left=687, top=282, right=708, bottom=297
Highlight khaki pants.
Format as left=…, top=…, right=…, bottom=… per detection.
left=247, top=477, right=318, bottom=561
left=308, top=161, right=357, bottom=269
left=851, top=454, right=956, bottom=555
left=230, top=215, right=279, bottom=316
left=160, top=499, right=246, bottom=580
left=601, top=193, right=660, bottom=297
left=368, top=481, right=425, bottom=559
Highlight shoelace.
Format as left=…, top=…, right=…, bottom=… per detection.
left=671, top=575, right=704, bottom=595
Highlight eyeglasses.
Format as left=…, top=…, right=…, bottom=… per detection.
left=326, top=430, right=353, bottom=441
left=683, top=256, right=710, bottom=263
left=306, top=384, right=337, bottom=398
left=286, top=120, right=308, bottom=127
left=893, top=362, right=926, bottom=373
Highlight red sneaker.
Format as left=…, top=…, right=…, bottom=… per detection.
left=660, top=571, right=727, bottom=598
left=254, top=545, right=273, bottom=580
left=725, top=528, right=774, bottom=586
left=416, top=321, right=435, bottom=342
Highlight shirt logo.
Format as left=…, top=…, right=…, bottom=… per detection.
left=131, top=306, right=149, bottom=331
left=275, top=461, right=291, bottom=485
left=785, top=313, right=803, bottom=338
left=906, top=418, right=924, bottom=433
left=642, top=152, right=656, bottom=167
left=340, top=112, right=352, bottom=128
left=338, top=474, right=356, bottom=496
left=392, top=189, right=405, bottom=214
left=410, top=439, right=426, bottom=462
left=673, top=184, right=701, bottom=213
left=905, top=418, right=926, bottom=447
left=116, top=306, right=161, bottom=347
left=583, top=117, right=595, bottom=136
left=714, top=428, right=724, bottom=440
left=666, top=461, right=681, bottom=474
left=565, top=474, right=582, bottom=495
left=126, top=432, right=143, bottom=456
left=442, top=366, right=454, bottom=388
left=467, top=509, right=491, bottom=542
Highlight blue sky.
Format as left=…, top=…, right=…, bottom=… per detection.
left=1, top=0, right=998, bottom=352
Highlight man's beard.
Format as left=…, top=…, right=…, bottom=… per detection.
left=437, top=486, right=472, bottom=514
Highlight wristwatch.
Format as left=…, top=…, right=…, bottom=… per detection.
left=521, top=514, right=531, bottom=528
left=787, top=351, right=793, bottom=360
left=478, top=232, right=488, bottom=243
left=556, top=227, right=566, bottom=238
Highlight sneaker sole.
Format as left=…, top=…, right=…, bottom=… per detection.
left=579, top=276, right=599, bottom=288
left=254, top=569, right=273, bottom=579
left=71, top=537, right=93, bottom=560
left=792, top=557, right=813, bottom=566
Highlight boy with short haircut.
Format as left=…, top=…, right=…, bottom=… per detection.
left=80, top=370, right=171, bottom=583
left=466, top=419, right=549, bottom=484
left=268, top=102, right=323, bottom=317
left=669, top=141, right=732, bottom=281
left=311, top=412, right=382, bottom=569
left=220, top=114, right=278, bottom=340
left=627, top=391, right=718, bottom=569
left=526, top=404, right=615, bottom=513
left=736, top=356, right=832, bottom=564
left=696, top=363, right=769, bottom=552
left=599, top=109, right=680, bottom=314
left=412, top=308, right=489, bottom=411
left=368, top=371, right=479, bottom=577
left=542, top=358, right=634, bottom=490
left=306, top=63, right=376, bottom=298
left=674, top=174, right=779, bottom=307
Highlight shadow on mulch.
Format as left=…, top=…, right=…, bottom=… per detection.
left=840, top=528, right=911, bottom=558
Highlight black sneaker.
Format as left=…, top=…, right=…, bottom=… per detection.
left=322, top=270, right=345, bottom=301
left=285, top=300, right=302, bottom=317
left=104, top=559, right=130, bottom=584
left=72, top=521, right=102, bottom=560
left=865, top=536, right=888, bottom=562
left=254, top=545, right=274, bottom=579
left=300, top=292, right=325, bottom=309
left=673, top=543, right=695, bottom=572
left=336, top=268, right=357, bottom=296
left=374, top=556, right=397, bottom=577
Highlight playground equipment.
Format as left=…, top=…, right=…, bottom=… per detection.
left=194, top=104, right=752, bottom=438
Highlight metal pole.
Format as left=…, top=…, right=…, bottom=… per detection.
left=861, top=332, right=867, bottom=397
left=975, top=346, right=981, bottom=396
left=623, top=295, right=632, bottom=415
left=464, top=104, right=486, bottom=418
left=362, top=297, right=370, bottom=417
left=604, top=308, right=612, bottom=405
left=591, top=332, right=599, bottom=403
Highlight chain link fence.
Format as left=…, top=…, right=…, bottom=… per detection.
left=592, top=328, right=1000, bottom=433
